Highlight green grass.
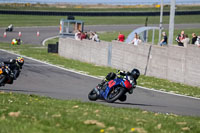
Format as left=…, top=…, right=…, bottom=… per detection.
left=0, top=5, right=161, bottom=12
left=45, top=37, right=59, bottom=46
left=0, top=14, right=200, bottom=27
left=1, top=42, right=200, bottom=98
left=0, top=4, right=200, bottom=12
left=99, top=31, right=131, bottom=42
left=0, top=92, right=200, bottom=133
left=98, top=29, right=200, bottom=44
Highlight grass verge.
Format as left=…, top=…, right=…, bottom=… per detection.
left=0, top=42, right=200, bottom=98
left=0, top=91, right=200, bottom=133
left=0, top=14, right=200, bottom=27
left=0, top=4, right=200, bottom=12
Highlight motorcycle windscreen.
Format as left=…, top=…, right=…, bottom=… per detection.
left=124, top=80, right=132, bottom=89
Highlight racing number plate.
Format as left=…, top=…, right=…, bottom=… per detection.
left=108, top=80, right=116, bottom=88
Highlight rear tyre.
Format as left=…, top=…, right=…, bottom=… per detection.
left=106, top=87, right=125, bottom=103
left=88, top=89, right=98, bottom=101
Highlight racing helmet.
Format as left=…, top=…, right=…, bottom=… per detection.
left=16, top=56, right=24, bottom=67
left=131, top=68, right=140, bottom=80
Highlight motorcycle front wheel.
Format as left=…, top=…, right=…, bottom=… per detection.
left=88, top=88, right=98, bottom=101
left=106, top=87, right=125, bottom=103
left=0, top=75, right=5, bottom=87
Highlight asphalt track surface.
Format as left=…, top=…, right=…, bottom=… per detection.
left=0, top=50, right=200, bottom=116
left=0, top=24, right=200, bottom=45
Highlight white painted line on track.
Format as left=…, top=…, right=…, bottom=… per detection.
left=24, top=64, right=52, bottom=67
left=1, top=48, right=200, bottom=101
left=0, top=26, right=59, bottom=30
left=138, top=86, right=200, bottom=101
left=42, top=35, right=59, bottom=46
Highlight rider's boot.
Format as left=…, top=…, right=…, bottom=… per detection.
left=128, top=85, right=136, bottom=94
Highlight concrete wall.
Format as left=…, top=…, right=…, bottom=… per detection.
left=59, top=37, right=109, bottom=66
left=146, top=45, right=200, bottom=86
left=59, top=37, right=200, bottom=87
left=110, top=41, right=150, bottom=74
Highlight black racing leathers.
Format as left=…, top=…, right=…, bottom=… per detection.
left=4, top=59, right=22, bottom=80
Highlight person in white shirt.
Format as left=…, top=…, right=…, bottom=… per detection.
left=92, top=32, right=100, bottom=42
left=181, top=34, right=190, bottom=48
left=74, top=30, right=81, bottom=40
left=129, top=33, right=141, bottom=45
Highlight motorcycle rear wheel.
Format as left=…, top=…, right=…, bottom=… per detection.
left=106, top=87, right=125, bottom=103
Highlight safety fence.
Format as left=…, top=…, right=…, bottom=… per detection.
left=0, top=10, right=200, bottom=16
left=59, top=37, right=200, bottom=87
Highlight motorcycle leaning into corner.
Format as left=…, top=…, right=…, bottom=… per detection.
left=0, top=57, right=24, bottom=87
left=0, top=64, right=14, bottom=87
left=5, top=24, right=14, bottom=32
left=88, top=69, right=140, bottom=103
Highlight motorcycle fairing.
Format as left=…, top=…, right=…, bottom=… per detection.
left=101, top=78, right=124, bottom=99
left=123, top=80, right=132, bottom=89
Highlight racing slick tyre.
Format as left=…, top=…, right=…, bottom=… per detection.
left=106, top=87, right=125, bottom=103
left=119, top=94, right=127, bottom=102
left=88, top=88, right=98, bottom=101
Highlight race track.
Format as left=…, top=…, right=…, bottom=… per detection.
left=1, top=50, right=200, bottom=116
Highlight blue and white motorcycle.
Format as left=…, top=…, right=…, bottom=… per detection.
left=88, top=77, right=136, bottom=103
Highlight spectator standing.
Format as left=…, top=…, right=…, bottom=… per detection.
left=75, top=30, right=81, bottom=40
left=80, top=32, right=86, bottom=40
left=176, top=30, right=185, bottom=46
left=181, top=34, right=190, bottom=48
left=118, top=32, right=125, bottom=42
left=191, top=33, right=198, bottom=45
left=160, top=32, right=168, bottom=46
left=89, top=32, right=94, bottom=40
left=195, top=36, right=200, bottom=47
left=129, top=33, right=141, bottom=46
left=92, top=32, right=100, bottom=42
left=84, top=32, right=90, bottom=40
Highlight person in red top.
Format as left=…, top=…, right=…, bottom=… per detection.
left=80, top=32, right=86, bottom=40
left=118, top=32, right=125, bottom=42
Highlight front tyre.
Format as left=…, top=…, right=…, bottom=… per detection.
left=106, top=87, right=125, bottom=103
left=119, top=94, right=127, bottom=102
left=88, top=88, right=98, bottom=101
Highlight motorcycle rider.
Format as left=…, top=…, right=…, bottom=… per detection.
left=6, top=24, right=13, bottom=32
left=3, top=56, right=24, bottom=80
left=97, top=68, right=140, bottom=94
left=11, top=38, right=21, bottom=45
